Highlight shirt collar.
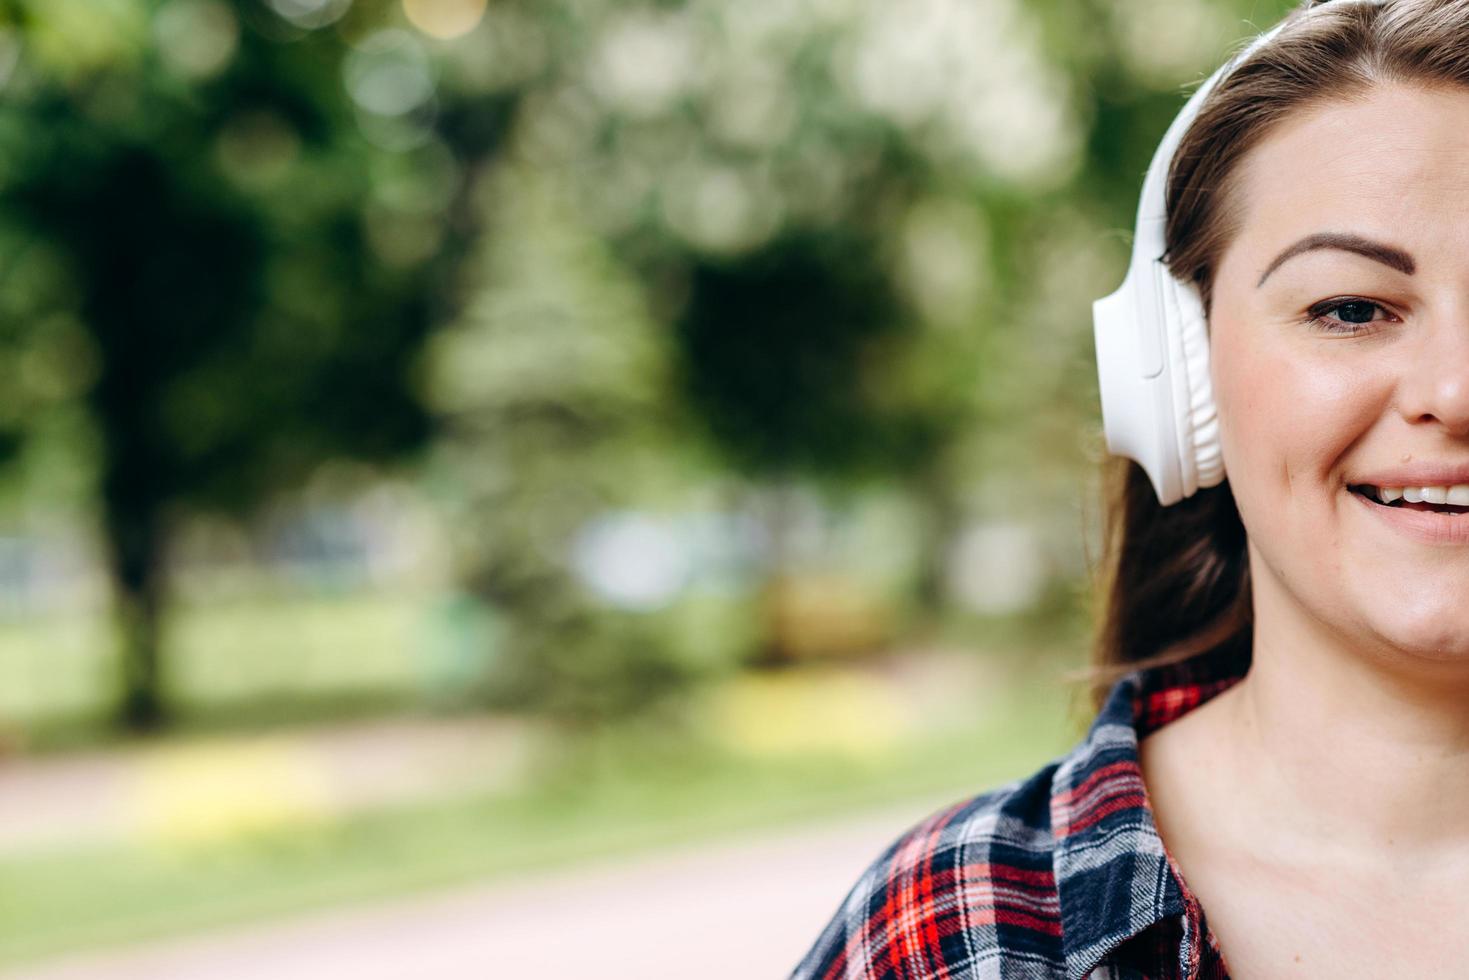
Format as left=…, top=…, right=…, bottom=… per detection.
left=1050, top=646, right=1249, bottom=980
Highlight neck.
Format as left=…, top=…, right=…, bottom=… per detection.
left=1226, top=557, right=1469, bottom=871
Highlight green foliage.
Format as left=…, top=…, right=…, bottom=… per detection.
left=673, top=229, right=943, bottom=479
left=0, top=10, right=450, bottom=516
left=421, top=0, right=1305, bottom=715
left=0, top=0, right=494, bottom=728
left=0, top=0, right=1308, bottom=735
left=423, top=161, right=732, bottom=728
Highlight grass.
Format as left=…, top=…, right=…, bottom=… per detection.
left=0, top=589, right=457, bottom=751
left=0, top=659, right=1081, bottom=967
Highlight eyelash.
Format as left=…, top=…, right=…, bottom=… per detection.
left=1303, top=297, right=1397, bottom=336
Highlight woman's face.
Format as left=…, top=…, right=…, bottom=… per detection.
left=1211, top=82, right=1469, bottom=668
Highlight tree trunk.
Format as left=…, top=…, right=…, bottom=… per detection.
left=751, top=480, right=798, bottom=670
left=912, top=464, right=962, bottom=621
left=105, top=507, right=168, bottom=732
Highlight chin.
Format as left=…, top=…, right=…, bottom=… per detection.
left=1366, top=612, right=1469, bottom=666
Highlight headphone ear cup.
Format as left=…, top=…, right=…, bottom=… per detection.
left=1166, top=273, right=1226, bottom=492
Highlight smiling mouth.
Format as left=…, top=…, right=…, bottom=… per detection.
left=1348, top=485, right=1469, bottom=515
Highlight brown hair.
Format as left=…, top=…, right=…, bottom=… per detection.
left=1085, top=0, right=1469, bottom=710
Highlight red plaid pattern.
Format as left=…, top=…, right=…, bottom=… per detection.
left=791, top=646, right=1249, bottom=979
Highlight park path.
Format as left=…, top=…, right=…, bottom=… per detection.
left=2, top=798, right=950, bottom=980
left=0, top=715, right=534, bottom=855
left=0, top=648, right=994, bottom=857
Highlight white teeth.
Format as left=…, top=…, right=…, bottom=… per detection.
left=1371, top=485, right=1469, bottom=505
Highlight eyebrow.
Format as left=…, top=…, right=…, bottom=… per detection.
left=1256, top=232, right=1416, bottom=287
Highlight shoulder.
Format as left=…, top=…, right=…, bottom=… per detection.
left=789, top=759, right=1069, bottom=980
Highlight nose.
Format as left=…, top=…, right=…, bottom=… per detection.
left=1396, top=312, right=1469, bottom=437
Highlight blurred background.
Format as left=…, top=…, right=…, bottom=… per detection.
left=0, top=0, right=1289, bottom=976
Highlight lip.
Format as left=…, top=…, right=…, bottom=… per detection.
left=1347, top=485, right=1469, bottom=546
left=1350, top=465, right=1469, bottom=487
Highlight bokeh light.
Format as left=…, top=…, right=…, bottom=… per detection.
left=153, top=0, right=238, bottom=80
left=402, top=0, right=488, bottom=41
left=266, top=0, right=352, bottom=30
left=344, top=29, right=435, bottom=117
left=570, top=512, right=692, bottom=611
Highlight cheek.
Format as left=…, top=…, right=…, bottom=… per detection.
left=1211, top=325, right=1381, bottom=517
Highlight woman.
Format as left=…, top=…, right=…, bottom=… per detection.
left=791, top=0, right=1469, bottom=976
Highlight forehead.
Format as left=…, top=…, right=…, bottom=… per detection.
left=1226, top=81, right=1469, bottom=269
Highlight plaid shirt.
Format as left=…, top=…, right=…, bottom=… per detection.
left=790, top=647, right=1250, bottom=980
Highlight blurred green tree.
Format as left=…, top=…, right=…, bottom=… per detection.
left=429, top=0, right=1300, bottom=694
left=485, top=0, right=1055, bottom=665
left=422, top=160, right=743, bottom=731
left=0, top=0, right=505, bottom=730
left=0, top=0, right=1305, bottom=734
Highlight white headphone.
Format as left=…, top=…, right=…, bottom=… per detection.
left=1091, top=0, right=1384, bottom=505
